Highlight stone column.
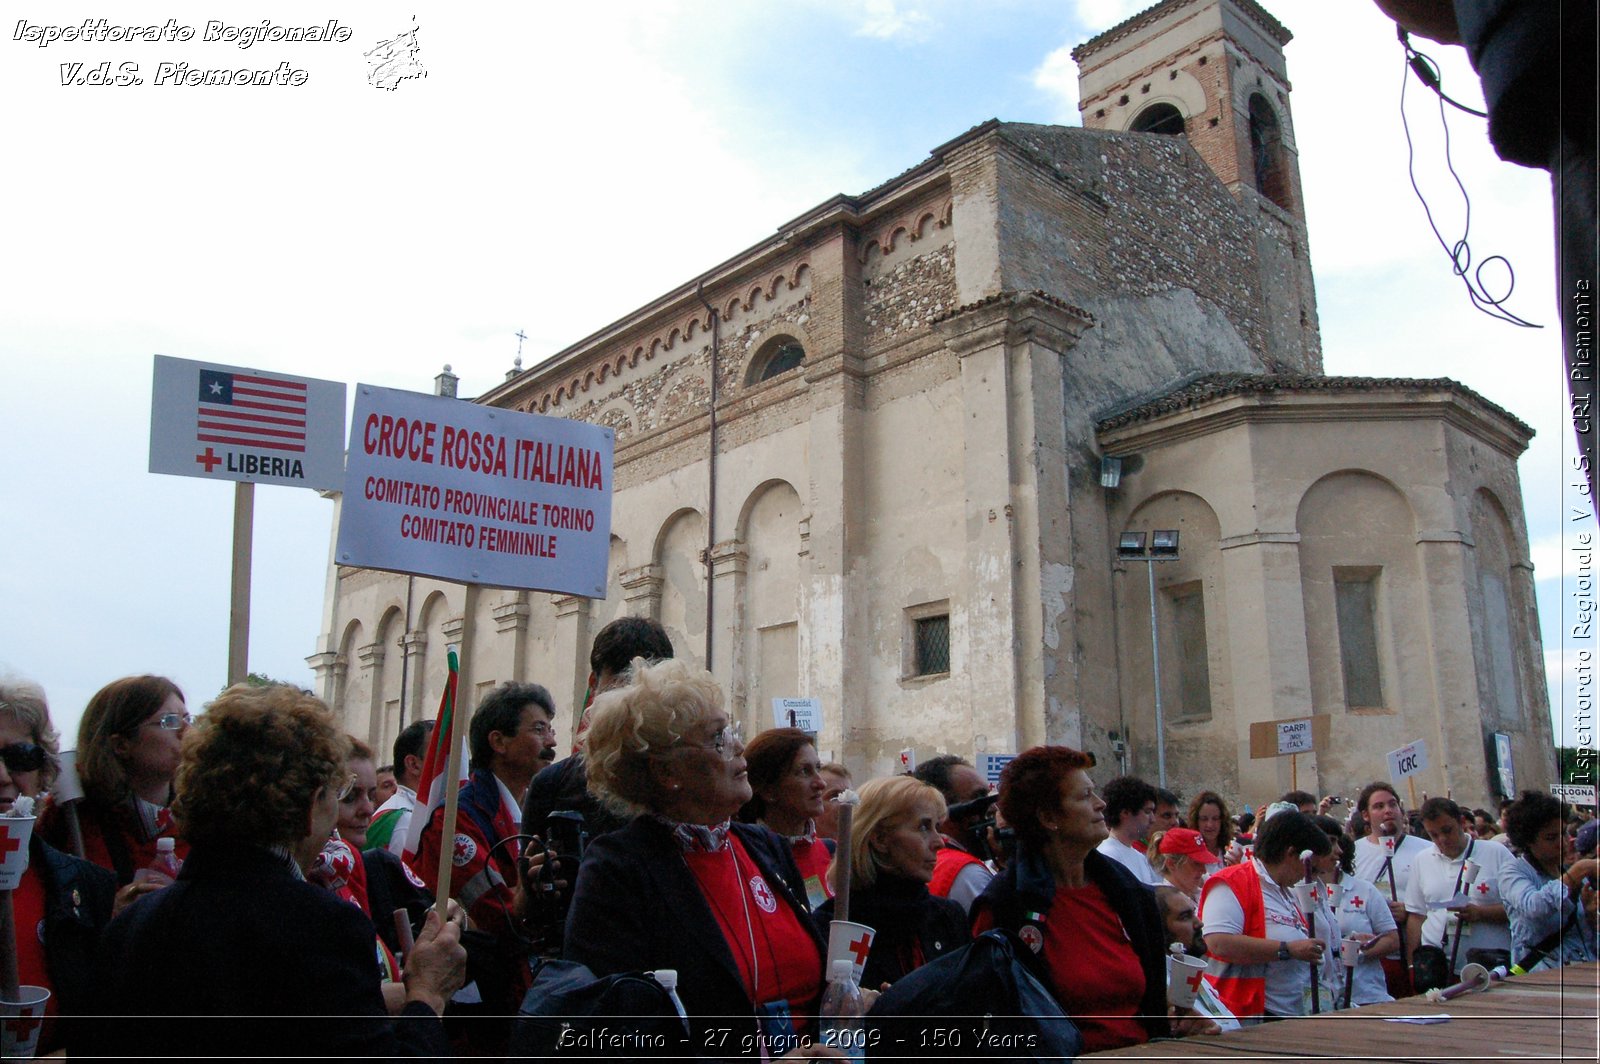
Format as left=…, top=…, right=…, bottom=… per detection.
left=401, top=630, right=427, bottom=726
left=492, top=594, right=531, bottom=680
left=935, top=292, right=1093, bottom=755
left=620, top=564, right=664, bottom=618
left=356, top=641, right=386, bottom=745
left=307, top=651, right=341, bottom=706
left=709, top=540, right=748, bottom=721
left=551, top=593, right=592, bottom=737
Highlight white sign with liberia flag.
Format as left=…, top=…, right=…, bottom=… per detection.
left=148, top=354, right=346, bottom=490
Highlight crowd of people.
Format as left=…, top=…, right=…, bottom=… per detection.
left=1, top=618, right=1595, bottom=1059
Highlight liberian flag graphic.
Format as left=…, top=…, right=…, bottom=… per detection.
left=401, top=648, right=468, bottom=867
left=197, top=368, right=308, bottom=453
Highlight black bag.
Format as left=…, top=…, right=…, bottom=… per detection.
left=867, top=930, right=1082, bottom=1062
left=510, top=958, right=692, bottom=1062
left=1410, top=944, right=1451, bottom=994
left=1465, top=947, right=1512, bottom=973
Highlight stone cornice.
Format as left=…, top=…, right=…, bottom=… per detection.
left=1098, top=386, right=1534, bottom=458
left=934, top=290, right=1096, bottom=357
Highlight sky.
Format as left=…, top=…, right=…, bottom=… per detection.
left=2, top=0, right=1591, bottom=768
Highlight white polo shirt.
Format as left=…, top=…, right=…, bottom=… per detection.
left=1097, top=835, right=1164, bottom=887
left=1354, top=834, right=1429, bottom=960
left=1331, top=875, right=1398, bottom=1006
left=1403, top=837, right=1514, bottom=956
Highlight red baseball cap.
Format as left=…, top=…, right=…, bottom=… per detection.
left=1158, top=827, right=1221, bottom=864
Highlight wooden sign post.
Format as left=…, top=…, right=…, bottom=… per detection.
left=1249, top=716, right=1332, bottom=792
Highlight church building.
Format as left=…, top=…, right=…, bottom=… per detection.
left=311, top=0, right=1552, bottom=808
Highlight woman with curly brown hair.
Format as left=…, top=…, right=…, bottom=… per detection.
left=88, top=683, right=465, bottom=1057
left=39, top=675, right=189, bottom=892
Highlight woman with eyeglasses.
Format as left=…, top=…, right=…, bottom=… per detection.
left=567, top=657, right=835, bottom=1060
left=40, top=675, right=191, bottom=895
left=1499, top=790, right=1600, bottom=970
left=0, top=677, right=117, bottom=1056
left=740, top=727, right=835, bottom=909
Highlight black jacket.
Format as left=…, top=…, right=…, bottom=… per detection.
left=973, top=844, right=1170, bottom=1040
left=522, top=753, right=628, bottom=841
left=814, top=873, right=970, bottom=989
left=563, top=817, right=826, bottom=1055
left=30, top=836, right=115, bottom=1049
left=88, top=841, right=450, bottom=1059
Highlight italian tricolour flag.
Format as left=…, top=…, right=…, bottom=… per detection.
left=401, top=648, right=469, bottom=867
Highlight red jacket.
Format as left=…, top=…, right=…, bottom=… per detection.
left=929, top=842, right=985, bottom=899
left=1199, top=860, right=1268, bottom=1020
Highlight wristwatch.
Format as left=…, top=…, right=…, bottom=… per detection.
left=1277, top=942, right=1292, bottom=961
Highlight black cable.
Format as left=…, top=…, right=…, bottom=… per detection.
left=1397, top=30, right=1542, bottom=329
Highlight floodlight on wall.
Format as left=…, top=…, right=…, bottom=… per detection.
left=1100, top=456, right=1123, bottom=489
left=1117, top=532, right=1147, bottom=558
left=1150, top=529, right=1181, bottom=556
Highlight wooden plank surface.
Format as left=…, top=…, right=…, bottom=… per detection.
left=1090, top=962, right=1598, bottom=1060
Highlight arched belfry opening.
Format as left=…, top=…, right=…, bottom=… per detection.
left=1130, top=102, right=1186, bottom=136
left=1248, top=93, right=1292, bottom=210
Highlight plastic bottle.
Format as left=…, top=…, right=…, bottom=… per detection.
left=818, top=959, right=865, bottom=1062
left=133, top=836, right=182, bottom=887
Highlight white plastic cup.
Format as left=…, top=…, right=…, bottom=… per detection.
left=1381, top=835, right=1396, bottom=855
left=825, top=919, right=876, bottom=985
left=1340, top=935, right=1364, bottom=967
left=1325, top=882, right=1344, bottom=911
left=0, top=985, right=51, bottom=1060
left=1461, top=860, right=1479, bottom=885
left=1167, top=952, right=1210, bottom=1008
left=1292, top=881, right=1320, bottom=915
left=0, top=816, right=36, bottom=890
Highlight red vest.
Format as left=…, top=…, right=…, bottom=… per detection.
left=929, top=841, right=985, bottom=899
left=1199, top=860, right=1267, bottom=1020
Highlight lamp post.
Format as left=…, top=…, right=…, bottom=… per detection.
left=1117, top=529, right=1180, bottom=787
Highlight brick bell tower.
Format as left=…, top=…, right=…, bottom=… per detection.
left=1073, top=0, right=1303, bottom=221
left=1073, top=0, right=1321, bottom=372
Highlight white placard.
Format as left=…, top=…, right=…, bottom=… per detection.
left=1387, top=739, right=1429, bottom=781
left=1277, top=719, right=1314, bottom=755
left=899, top=747, right=916, bottom=772
left=337, top=385, right=613, bottom=595
left=1552, top=783, right=1597, bottom=805
left=771, top=697, right=822, bottom=731
left=979, top=753, right=1016, bottom=786
left=149, top=355, right=347, bottom=490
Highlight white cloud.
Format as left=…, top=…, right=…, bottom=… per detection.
left=1031, top=43, right=1081, bottom=124
left=854, top=0, right=935, bottom=41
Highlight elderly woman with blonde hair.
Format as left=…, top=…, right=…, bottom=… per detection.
left=813, top=775, right=970, bottom=989
left=566, top=657, right=837, bottom=1060
left=89, top=682, right=465, bottom=1058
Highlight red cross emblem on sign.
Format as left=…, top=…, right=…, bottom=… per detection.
left=0, top=833, right=21, bottom=861
left=849, top=934, right=872, bottom=966
left=1186, top=968, right=1206, bottom=994
left=1476, top=882, right=1491, bottom=896
left=1350, top=895, right=1365, bottom=909
left=195, top=447, right=222, bottom=472
left=3, top=1014, right=42, bottom=1041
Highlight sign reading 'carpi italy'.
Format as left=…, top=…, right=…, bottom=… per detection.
left=337, top=385, right=613, bottom=595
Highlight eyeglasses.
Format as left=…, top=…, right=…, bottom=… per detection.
left=336, top=772, right=360, bottom=803
left=0, top=742, right=47, bottom=774
left=150, top=712, right=193, bottom=731
left=527, top=720, right=556, bottom=738
left=705, top=720, right=745, bottom=759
